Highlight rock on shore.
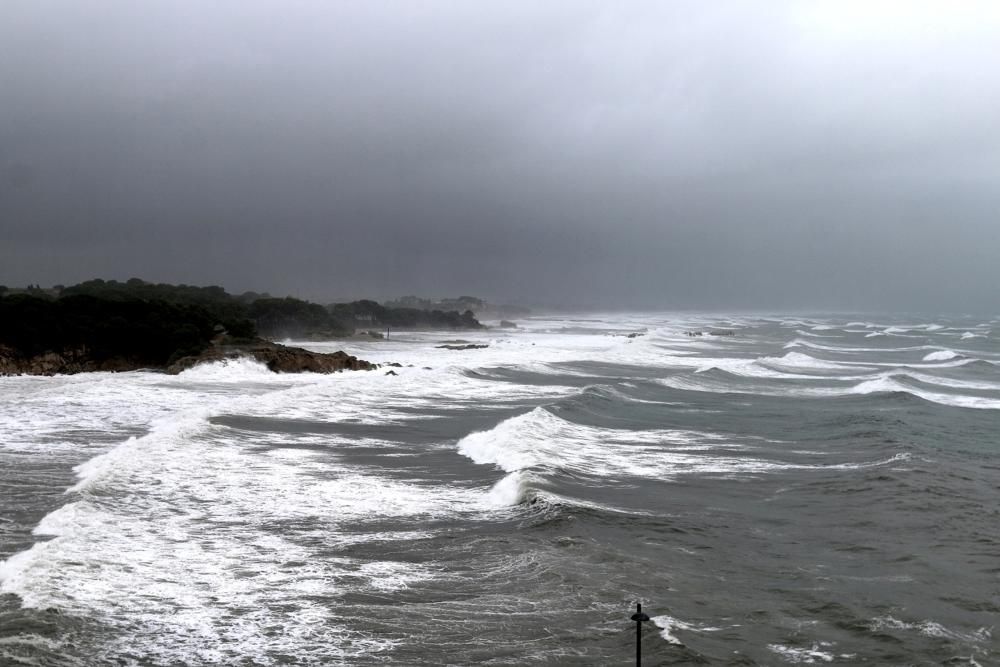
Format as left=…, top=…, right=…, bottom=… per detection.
left=166, top=340, right=375, bottom=374
left=0, top=345, right=141, bottom=375
left=0, top=339, right=376, bottom=376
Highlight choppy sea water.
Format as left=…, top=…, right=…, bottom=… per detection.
left=1, top=313, right=998, bottom=666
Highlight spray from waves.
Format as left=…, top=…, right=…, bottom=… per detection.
left=175, top=356, right=278, bottom=382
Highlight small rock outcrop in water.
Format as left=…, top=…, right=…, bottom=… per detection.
left=436, top=343, right=490, bottom=350
left=165, top=339, right=376, bottom=374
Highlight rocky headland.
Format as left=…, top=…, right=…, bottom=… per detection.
left=166, top=338, right=375, bottom=374
left=0, top=338, right=376, bottom=376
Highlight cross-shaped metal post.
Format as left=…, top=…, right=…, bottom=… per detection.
left=630, top=602, right=650, bottom=666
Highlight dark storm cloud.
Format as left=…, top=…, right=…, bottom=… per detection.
left=2, top=1, right=999, bottom=311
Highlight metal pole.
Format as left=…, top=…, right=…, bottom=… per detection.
left=630, top=602, right=650, bottom=666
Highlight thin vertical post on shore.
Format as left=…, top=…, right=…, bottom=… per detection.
left=630, top=602, right=650, bottom=666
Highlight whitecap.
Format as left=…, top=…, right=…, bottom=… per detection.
left=869, top=616, right=991, bottom=644
left=650, top=614, right=723, bottom=645
left=484, top=470, right=537, bottom=507
left=760, top=352, right=863, bottom=372
left=767, top=643, right=840, bottom=663
left=840, top=377, right=1000, bottom=409
left=176, top=356, right=275, bottom=381
left=923, top=350, right=960, bottom=362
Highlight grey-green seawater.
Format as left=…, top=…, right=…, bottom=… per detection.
left=1, top=314, right=997, bottom=665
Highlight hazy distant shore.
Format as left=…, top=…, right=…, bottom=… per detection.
left=0, top=279, right=506, bottom=376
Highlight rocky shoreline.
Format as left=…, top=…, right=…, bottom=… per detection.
left=166, top=339, right=375, bottom=374
left=0, top=338, right=376, bottom=376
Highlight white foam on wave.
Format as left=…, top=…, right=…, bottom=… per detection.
left=455, top=406, right=906, bottom=482
left=795, top=329, right=841, bottom=339
left=761, top=352, right=863, bottom=372
left=848, top=377, right=906, bottom=395
left=175, top=356, right=277, bottom=381
left=923, top=349, right=960, bottom=362
left=485, top=470, right=540, bottom=507
left=4, top=313, right=996, bottom=662
left=839, top=376, right=1000, bottom=409
left=835, top=356, right=986, bottom=370
left=888, top=371, right=1000, bottom=392
left=0, top=416, right=484, bottom=660
left=658, top=368, right=1000, bottom=410
left=767, top=643, right=847, bottom=663
left=68, top=411, right=212, bottom=493
left=456, top=407, right=774, bottom=479
left=786, top=339, right=927, bottom=354
left=3, top=357, right=575, bottom=663
left=650, top=614, right=724, bottom=645
left=870, top=616, right=991, bottom=644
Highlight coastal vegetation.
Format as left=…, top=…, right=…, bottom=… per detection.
left=0, top=293, right=219, bottom=368
left=0, top=279, right=486, bottom=375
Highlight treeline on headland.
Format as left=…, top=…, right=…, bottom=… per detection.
left=0, top=279, right=484, bottom=374
left=384, top=295, right=530, bottom=319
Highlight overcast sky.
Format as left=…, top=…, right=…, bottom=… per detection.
left=2, top=1, right=999, bottom=311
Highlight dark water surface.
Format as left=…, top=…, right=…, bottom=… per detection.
left=1, top=314, right=997, bottom=665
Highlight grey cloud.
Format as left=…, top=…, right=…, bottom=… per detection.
left=2, top=1, right=999, bottom=312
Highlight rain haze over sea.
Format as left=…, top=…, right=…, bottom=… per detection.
left=3, top=2, right=1000, bottom=312
left=3, top=1, right=1000, bottom=664
left=1, top=314, right=998, bottom=664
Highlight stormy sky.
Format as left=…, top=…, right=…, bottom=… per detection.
left=2, top=1, right=999, bottom=311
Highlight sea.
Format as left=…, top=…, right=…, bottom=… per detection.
left=0, top=313, right=997, bottom=666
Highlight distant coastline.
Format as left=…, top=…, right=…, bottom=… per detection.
left=0, top=279, right=514, bottom=376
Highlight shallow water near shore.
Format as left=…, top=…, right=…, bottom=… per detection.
left=1, top=313, right=998, bottom=665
